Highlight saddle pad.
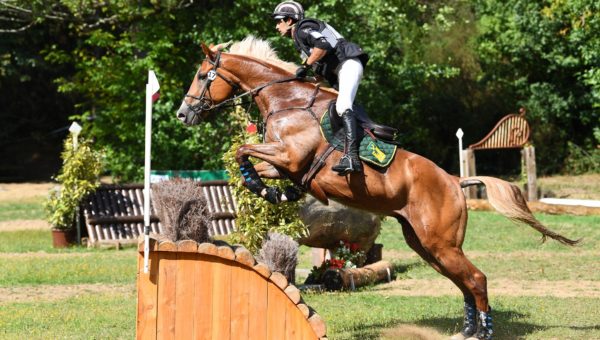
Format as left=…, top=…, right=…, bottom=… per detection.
left=320, top=110, right=397, bottom=168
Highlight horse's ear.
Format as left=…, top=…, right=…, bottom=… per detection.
left=201, top=42, right=215, bottom=60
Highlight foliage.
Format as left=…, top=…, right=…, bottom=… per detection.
left=222, top=108, right=307, bottom=254
left=2, top=0, right=598, bottom=180
left=44, top=136, right=102, bottom=229
left=474, top=0, right=600, bottom=174
left=306, top=240, right=366, bottom=284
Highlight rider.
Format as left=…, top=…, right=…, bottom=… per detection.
left=272, top=1, right=369, bottom=175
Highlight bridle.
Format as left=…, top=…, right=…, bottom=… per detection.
left=183, top=50, right=299, bottom=123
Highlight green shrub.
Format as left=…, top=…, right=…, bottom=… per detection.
left=44, top=137, right=102, bottom=230
left=222, top=109, right=307, bottom=254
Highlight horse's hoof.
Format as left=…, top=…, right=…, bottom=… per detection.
left=464, top=337, right=481, bottom=340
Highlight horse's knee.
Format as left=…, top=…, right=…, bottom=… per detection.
left=235, top=144, right=250, bottom=162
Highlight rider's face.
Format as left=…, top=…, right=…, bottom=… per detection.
left=276, top=18, right=292, bottom=37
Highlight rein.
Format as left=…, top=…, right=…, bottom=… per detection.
left=184, top=50, right=300, bottom=119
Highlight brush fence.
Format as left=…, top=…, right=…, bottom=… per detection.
left=137, top=236, right=327, bottom=340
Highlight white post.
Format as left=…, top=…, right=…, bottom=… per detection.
left=143, top=70, right=159, bottom=274
left=69, top=122, right=83, bottom=244
left=69, top=122, right=82, bottom=150
left=456, top=128, right=464, bottom=177
left=143, top=82, right=152, bottom=273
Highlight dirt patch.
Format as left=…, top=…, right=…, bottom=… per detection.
left=0, top=251, right=94, bottom=259
left=0, top=183, right=53, bottom=203
left=0, top=283, right=134, bottom=304
left=0, top=219, right=49, bottom=231
left=380, top=324, right=445, bottom=340
left=373, top=278, right=600, bottom=298
left=384, top=249, right=600, bottom=261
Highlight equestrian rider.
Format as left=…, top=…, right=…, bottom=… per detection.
left=272, top=1, right=369, bottom=175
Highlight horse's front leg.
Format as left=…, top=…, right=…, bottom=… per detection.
left=235, top=142, right=303, bottom=204
left=255, top=161, right=283, bottom=179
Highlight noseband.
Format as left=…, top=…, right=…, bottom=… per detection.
left=183, top=50, right=299, bottom=123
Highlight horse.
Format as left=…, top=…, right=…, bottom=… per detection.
left=176, top=36, right=579, bottom=340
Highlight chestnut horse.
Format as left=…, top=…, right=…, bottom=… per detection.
left=176, top=37, right=578, bottom=340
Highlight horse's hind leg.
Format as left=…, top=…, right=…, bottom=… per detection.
left=397, top=216, right=492, bottom=340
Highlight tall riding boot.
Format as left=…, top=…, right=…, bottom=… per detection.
left=332, top=109, right=363, bottom=175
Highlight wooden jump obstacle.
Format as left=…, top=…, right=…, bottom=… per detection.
left=137, top=236, right=327, bottom=340
left=462, top=108, right=537, bottom=201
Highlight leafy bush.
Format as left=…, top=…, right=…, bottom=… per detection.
left=222, top=109, right=307, bottom=254
left=44, top=137, right=102, bottom=230
left=564, top=142, right=600, bottom=175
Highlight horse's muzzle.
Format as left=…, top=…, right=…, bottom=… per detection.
left=176, top=102, right=201, bottom=126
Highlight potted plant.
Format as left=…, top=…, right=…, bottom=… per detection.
left=45, top=135, right=102, bottom=247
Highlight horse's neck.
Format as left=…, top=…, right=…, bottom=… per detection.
left=224, top=55, right=327, bottom=119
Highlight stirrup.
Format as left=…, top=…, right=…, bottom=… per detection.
left=332, top=154, right=362, bottom=175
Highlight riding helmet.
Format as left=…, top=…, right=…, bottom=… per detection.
left=272, top=1, right=304, bottom=21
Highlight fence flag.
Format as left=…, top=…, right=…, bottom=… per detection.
left=148, top=70, right=160, bottom=102
left=143, top=70, right=159, bottom=274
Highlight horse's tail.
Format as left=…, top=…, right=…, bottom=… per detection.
left=460, top=176, right=580, bottom=246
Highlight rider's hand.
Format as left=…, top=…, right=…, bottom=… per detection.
left=295, top=65, right=309, bottom=78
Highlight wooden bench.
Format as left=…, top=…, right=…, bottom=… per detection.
left=81, top=181, right=236, bottom=246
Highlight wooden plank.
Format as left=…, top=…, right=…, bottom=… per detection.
left=194, top=255, right=215, bottom=340
left=211, top=257, right=231, bottom=340
left=230, top=263, right=251, bottom=340
left=136, top=245, right=159, bottom=340
left=174, top=252, right=196, bottom=339
left=248, top=268, right=268, bottom=340
left=266, top=281, right=286, bottom=340
left=284, top=296, right=303, bottom=340
left=156, top=250, right=177, bottom=340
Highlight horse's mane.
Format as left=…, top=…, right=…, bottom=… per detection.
left=228, top=35, right=298, bottom=74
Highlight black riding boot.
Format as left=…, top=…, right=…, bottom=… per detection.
left=332, top=109, right=363, bottom=175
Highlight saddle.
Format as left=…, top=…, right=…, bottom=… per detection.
left=327, top=101, right=400, bottom=144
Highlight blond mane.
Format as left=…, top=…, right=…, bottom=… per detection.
left=228, top=35, right=298, bottom=74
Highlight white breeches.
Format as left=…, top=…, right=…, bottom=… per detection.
left=335, top=58, right=363, bottom=116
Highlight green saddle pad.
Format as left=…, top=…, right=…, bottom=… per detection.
left=320, top=111, right=397, bottom=168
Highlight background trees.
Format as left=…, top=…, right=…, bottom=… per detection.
left=1, top=0, right=597, bottom=181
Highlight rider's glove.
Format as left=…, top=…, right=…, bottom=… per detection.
left=295, top=65, right=309, bottom=78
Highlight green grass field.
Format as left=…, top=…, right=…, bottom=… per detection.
left=0, top=200, right=599, bottom=339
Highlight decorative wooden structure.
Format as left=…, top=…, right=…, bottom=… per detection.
left=137, top=236, right=327, bottom=340
left=464, top=108, right=537, bottom=201
left=82, top=181, right=236, bottom=246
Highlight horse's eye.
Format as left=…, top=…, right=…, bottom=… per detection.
left=197, top=72, right=207, bottom=80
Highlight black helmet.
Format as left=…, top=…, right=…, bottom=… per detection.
left=272, top=1, right=304, bottom=21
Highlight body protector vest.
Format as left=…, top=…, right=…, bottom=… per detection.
left=293, top=18, right=369, bottom=88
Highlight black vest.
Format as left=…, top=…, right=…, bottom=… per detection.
left=293, top=18, right=369, bottom=88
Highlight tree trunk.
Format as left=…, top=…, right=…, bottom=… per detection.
left=322, top=260, right=394, bottom=291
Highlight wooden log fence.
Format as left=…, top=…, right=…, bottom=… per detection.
left=82, top=181, right=236, bottom=246
left=321, top=260, right=394, bottom=291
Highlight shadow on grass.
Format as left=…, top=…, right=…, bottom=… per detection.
left=336, top=307, right=600, bottom=339
left=416, top=309, right=600, bottom=340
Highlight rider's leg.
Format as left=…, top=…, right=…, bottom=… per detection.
left=332, top=58, right=363, bottom=175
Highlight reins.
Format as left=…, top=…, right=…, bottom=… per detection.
left=184, top=51, right=304, bottom=116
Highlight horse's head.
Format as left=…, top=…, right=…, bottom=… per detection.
left=177, top=42, right=238, bottom=125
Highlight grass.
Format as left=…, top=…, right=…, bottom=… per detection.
left=0, top=292, right=136, bottom=340
left=0, top=251, right=137, bottom=286
left=1, top=205, right=599, bottom=338
left=0, top=200, right=45, bottom=222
